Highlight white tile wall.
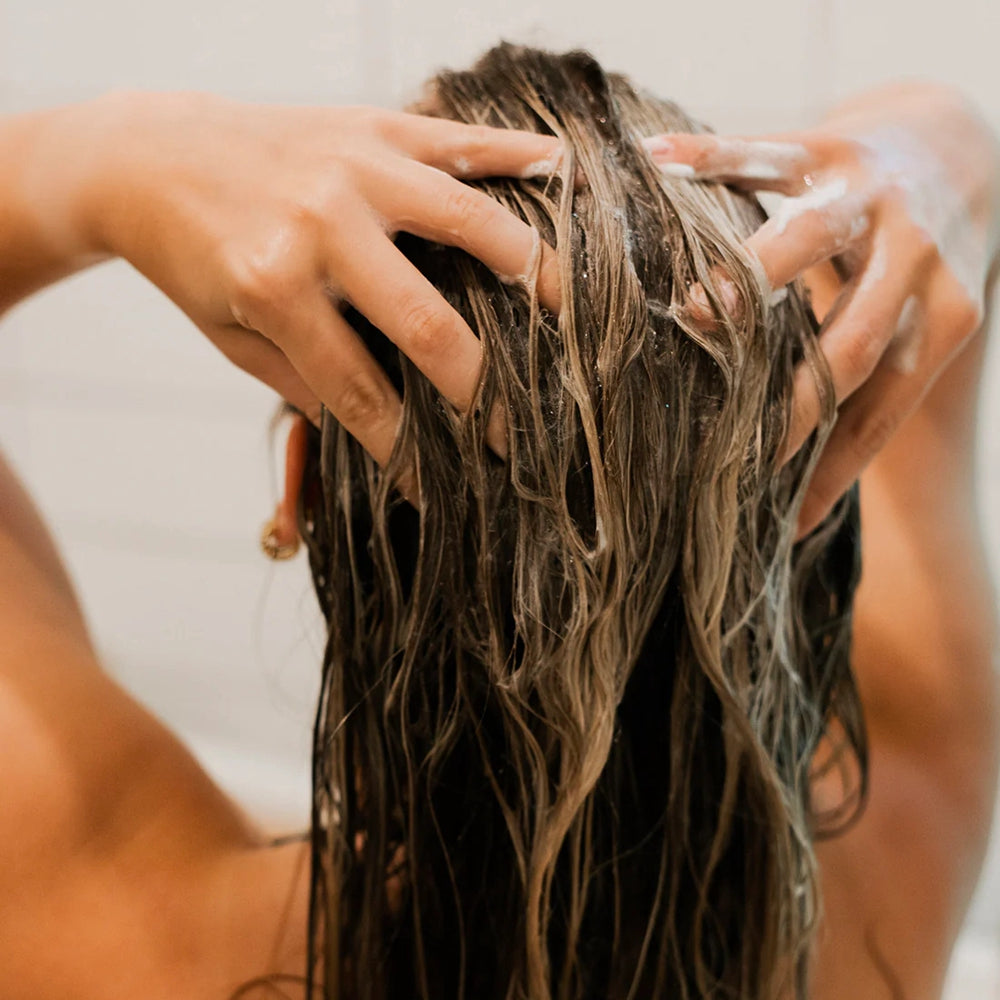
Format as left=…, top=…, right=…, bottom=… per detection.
left=0, top=0, right=367, bottom=105
left=65, top=538, right=324, bottom=827
left=1, top=0, right=998, bottom=985
left=0, top=261, right=261, bottom=399
left=381, top=0, right=816, bottom=125
left=828, top=0, right=1000, bottom=119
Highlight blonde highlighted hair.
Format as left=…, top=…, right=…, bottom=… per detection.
left=298, top=43, right=865, bottom=1000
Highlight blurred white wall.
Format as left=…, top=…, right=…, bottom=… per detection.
left=1, top=0, right=998, bottom=994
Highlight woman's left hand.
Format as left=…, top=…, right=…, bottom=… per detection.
left=643, top=82, right=1000, bottom=534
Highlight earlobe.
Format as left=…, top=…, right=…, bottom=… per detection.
left=260, top=412, right=309, bottom=560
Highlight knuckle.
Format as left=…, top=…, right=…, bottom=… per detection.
left=285, top=197, right=322, bottom=235
left=333, top=371, right=390, bottom=429
left=831, top=135, right=866, bottom=163
left=227, top=250, right=294, bottom=317
left=457, top=124, right=492, bottom=159
left=352, top=104, right=390, bottom=134
left=684, top=138, right=715, bottom=173
left=797, top=206, right=834, bottom=243
left=442, top=185, right=492, bottom=233
left=399, top=295, right=454, bottom=358
left=804, top=133, right=862, bottom=169
left=906, top=226, right=940, bottom=270
left=947, top=294, right=984, bottom=340
left=294, top=178, right=350, bottom=230
left=849, top=407, right=899, bottom=466
left=840, top=321, right=884, bottom=385
left=362, top=107, right=405, bottom=145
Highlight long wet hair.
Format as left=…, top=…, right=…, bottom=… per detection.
left=297, top=44, right=865, bottom=1000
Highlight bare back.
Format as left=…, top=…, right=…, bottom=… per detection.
left=0, top=304, right=995, bottom=999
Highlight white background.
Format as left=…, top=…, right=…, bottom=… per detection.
left=1, top=1, right=998, bottom=994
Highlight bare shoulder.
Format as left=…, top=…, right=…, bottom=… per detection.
left=812, top=331, right=1000, bottom=999
left=0, top=445, right=248, bottom=874
left=0, top=446, right=302, bottom=998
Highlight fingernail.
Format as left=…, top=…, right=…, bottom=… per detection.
left=717, top=275, right=743, bottom=318
left=537, top=253, right=563, bottom=315
left=687, top=282, right=713, bottom=323
left=658, top=162, right=696, bottom=178
left=684, top=275, right=743, bottom=329
left=394, top=465, right=421, bottom=509
left=643, top=137, right=696, bottom=178
left=520, top=145, right=587, bottom=190
left=641, top=135, right=676, bottom=157
left=519, top=155, right=559, bottom=179
left=485, top=406, right=509, bottom=460
left=520, top=142, right=569, bottom=179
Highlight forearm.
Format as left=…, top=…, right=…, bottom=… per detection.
left=0, top=101, right=113, bottom=317
left=823, top=80, right=1000, bottom=276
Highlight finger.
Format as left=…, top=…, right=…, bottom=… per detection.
left=746, top=180, right=872, bottom=292
left=642, top=133, right=816, bottom=194
left=794, top=287, right=963, bottom=537
left=682, top=183, right=871, bottom=331
left=682, top=268, right=746, bottom=330
left=382, top=162, right=561, bottom=312
left=332, top=225, right=507, bottom=456
left=244, top=288, right=407, bottom=475
left=209, top=324, right=323, bottom=426
left=386, top=112, right=564, bottom=181
left=781, top=230, right=918, bottom=461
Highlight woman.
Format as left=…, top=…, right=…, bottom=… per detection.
left=0, top=44, right=996, bottom=1000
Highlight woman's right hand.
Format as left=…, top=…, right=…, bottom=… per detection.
left=66, top=92, right=563, bottom=465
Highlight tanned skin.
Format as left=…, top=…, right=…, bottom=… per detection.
left=0, top=86, right=997, bottom=999
left=0, top=282, right=996, bottom=1000
left=808, top=264, right=999, bottom=1000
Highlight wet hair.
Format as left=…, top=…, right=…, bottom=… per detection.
left=297, top=43, right=865, bottom=1000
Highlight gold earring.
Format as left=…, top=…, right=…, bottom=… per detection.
left=260, top=411, right=309, bottom=561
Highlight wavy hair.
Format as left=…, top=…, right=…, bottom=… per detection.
left=297, top=44, right=865, bottom=1000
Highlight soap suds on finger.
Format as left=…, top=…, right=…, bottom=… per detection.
left=886, top=294, right=924, bottom=374
left=770, top=179, right=849, bottom=236
left=497, top=228, right=542, bottom=289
